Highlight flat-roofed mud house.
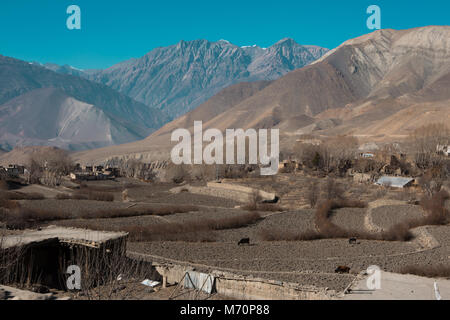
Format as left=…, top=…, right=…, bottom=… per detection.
left=1, top=226, right=128, bottom=290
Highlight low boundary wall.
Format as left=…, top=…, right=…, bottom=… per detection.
left=128, top=252, right=335, bottom=300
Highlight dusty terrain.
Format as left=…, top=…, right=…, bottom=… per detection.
left=3, top=173, right=450, bottom=295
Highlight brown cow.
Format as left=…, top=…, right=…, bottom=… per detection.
left=335, top=266, right=351, bottom=274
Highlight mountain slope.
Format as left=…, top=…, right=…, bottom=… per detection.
left=0, top=88, right=148, bottom=150
left=88, top=39, right=329, bottom=118
left=0, top=55, right=168, bottom=150
left=0, top=55, right=166, bottom=131
left=187, top=26, right=450, bottom=134
left=74, top=26, right=450, bottom=164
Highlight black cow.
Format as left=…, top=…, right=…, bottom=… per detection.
left=238, top=238, right=250, bottom=246
left=335, top=266, right=351, bottom=274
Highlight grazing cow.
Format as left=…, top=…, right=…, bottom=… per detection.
left=335, top=266, right=351, bottom=274
left=238, top=238, right=250, bottom=246
left=349, top=237, right=357, bottom=245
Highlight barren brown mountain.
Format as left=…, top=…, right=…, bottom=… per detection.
left=72, top=26, right=450, bottom=164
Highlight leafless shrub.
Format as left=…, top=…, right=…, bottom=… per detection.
left=354, top=158, right=383, bottom=174
left=0, top=231, right=25, bottom=286
left=417, top=190, right=449, bottom=225
left=294, top=135, right=358, bottom=174
left=27, top=148, right=74, bottom=186
left=306, top=179, right=320, bottom=208
left=0, top=180, right=9, bottom=191
left=0, top=199, right=20, bottom=210
left=322, top=177, right=344, bottom=200
left=0, top=208, right=72, bottom=229
left=118, top=159, right=156, bottom=181
left=64, top=240, right=154, bottom=300
left=243, top=190, right=262, bottom=211
left=77, top=205, right=199, bottom=220
left=165, top=163, right=189, bottom=184
left=56, top=193, right=88, bottom=200
left=418, top=172, right=443, bottom=197
left=408, top=123, right=449, bottom=170
left=381, top=223, right=413, bottom=241
left=64, top=212, right=261, bottom=242
left=279, top=163, right=296, bottom=174
left=222, top=164, right=252, bottom=179
left=0, top=191, right=45, bottom=200
left=77, top=190, right=114, bottom=202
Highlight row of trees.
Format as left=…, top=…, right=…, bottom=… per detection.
left=290, top=123, right=449, bottom=178
left=293, top=135, right=359, bottom=175
left=408, top=123, right=449, bottom=170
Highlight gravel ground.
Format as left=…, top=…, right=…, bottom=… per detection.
left=427, top=225, right=450, bottom=246
left=162, top=208, right=249, bottom=223
left=128, top=238, right=420, bottom=292
left=54, top=214, right=168, bottom=229
left=53, top=207, right=248, bottom=230
left=331, top=207, right=367, bottom=231
left=212, top=210, right=316, bottom=242
left=145, top=192, right=241, bottom=208
left=9, top=177, right=449, bottom=293
left=371, top=205, right=425, bottom=230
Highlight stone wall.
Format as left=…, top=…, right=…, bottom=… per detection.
left=144, top=259, right=335, bottom=300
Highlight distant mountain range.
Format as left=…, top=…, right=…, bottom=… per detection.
left=65, top=39, right=328, bottom=118
left=73, top=26, right=450, bottom=165
left=0, top=39, right=328, bottom=151
left=3, top=26, right=448, bottom=164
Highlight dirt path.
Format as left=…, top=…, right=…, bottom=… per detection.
left=410, top=226, right=441, bottom=250
left=363, top=200, right=441, bottom=251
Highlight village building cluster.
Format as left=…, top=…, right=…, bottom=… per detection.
left=0, top=165, right=26, bottom=178
left=69, top=165, right=120, bottom=181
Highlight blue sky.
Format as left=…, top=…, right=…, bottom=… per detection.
left=0, top=0, right=448, bottom=69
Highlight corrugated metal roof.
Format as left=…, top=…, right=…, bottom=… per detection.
left=375, top=176, right=414, bottom=188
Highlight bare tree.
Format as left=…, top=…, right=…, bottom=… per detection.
left=63, top=240, right=153, bottom=300
left=325, top=135, right=359, bottom=175
left=27, top=149, right=74, bottom=186
left=418, top=172, right=443, bottom=197
left=294, top=135, right=358, bottom=174
left=118, top=159, right=156, bottom=181
left=409, top=123, right=449, bottom=170
left=0, top=230, right=24, bottom=286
